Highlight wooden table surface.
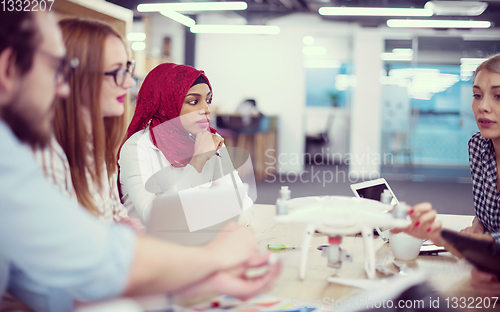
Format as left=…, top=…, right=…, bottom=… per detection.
left=129, top=203, right=499, bottom=312
left=249, top=204, right=495, bottom=310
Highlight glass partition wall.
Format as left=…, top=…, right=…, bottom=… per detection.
left=380, top=36, right=500, bottom=180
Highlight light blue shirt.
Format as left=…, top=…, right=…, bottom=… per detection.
left=0, top=120, right=137, bottom=311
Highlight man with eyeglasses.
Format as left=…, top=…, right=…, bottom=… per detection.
left=0, top=9, right=280, bottom=312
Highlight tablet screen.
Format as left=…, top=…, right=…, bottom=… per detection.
left=355, top=184, right=398, bottom=205
left=350, top=178, right=399, bottom=237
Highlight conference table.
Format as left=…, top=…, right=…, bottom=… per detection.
left=76, top=203, right=496, bottom=312
left=246, top=203, right=496, bottom=311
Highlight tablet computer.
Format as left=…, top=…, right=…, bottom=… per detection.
left=350, top=178, right=398, bottom=206
left=441, top=229, right=500, bottom=278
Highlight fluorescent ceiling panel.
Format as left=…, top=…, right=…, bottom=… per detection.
left=380, top=52, right=412, bottom=61
left=424, top=1, right=487, bottom=16
left=460, top=57, right=487, bottom=64
left=302, top=46, right=327, bottom=56
left=319, top=7, right=432, bottom=17
left=161, top=11, right=196, bottom=27
left=387, top=19, right=491, bottom=28
left=303, top=60, right=341, bottom=68
left=462, top=34, right=500, bottom=41
left=127, top=33, right=146, bottom=41
left=138, top=2, right=247, bottom=12
left=190, top=25, right=280, bottom=34
left=131, top=42, right=146, bottom=51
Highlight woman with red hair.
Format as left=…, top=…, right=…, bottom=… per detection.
left=35, top=18, right=143, bottom=232
left=119, top=63, right=253, bottom=224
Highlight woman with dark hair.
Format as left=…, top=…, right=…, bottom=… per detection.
left=119, top=63, right=253, bottom=224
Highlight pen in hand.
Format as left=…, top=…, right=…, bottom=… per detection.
left=188, top=132, right=221, bottom=157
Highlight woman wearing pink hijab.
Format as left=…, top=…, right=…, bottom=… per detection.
left=119, top=63, right=253, bottom=224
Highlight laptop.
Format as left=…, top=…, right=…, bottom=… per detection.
left=350, top=178, right=398, bottom=206
left=350, top=178, right=446, bottom=253
left=146, top=186, right=243, bottom=246
left=350, top=178, right=397, bottom=240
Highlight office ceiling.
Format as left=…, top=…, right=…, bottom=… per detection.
left=108, top=0, right=500, bottom=29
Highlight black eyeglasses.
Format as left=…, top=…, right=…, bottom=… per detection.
left=104, top=60, right=135, bottom=87
left=38, top=49, right=79, bottom=86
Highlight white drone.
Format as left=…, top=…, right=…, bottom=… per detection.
left=274, top=196, right=410, bottom=280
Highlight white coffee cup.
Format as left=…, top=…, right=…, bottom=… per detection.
left=389, top=232, right=423, bottom=261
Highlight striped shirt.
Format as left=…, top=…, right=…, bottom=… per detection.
left=34, top=138, right=128, bottom=224
left=468, top=132, right=500, bottom=243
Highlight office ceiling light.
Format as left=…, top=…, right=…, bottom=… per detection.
left=386, top=68, right=459, bottom=100
left=318, top=7, right=432, bottom=17
left=127, top=32, right=146, bottom=41
left=190, top=25, right=280, bottom=35
left=392, top=48, right=414, bottom=56
left=390, top=68, right=440, bottom=78
left=303, top=36, right=315, bottom=45
left=460, top=57, right=487, bottom=64
left=387, top=19, right=491, bottom=28
left=161, top=11, right=196, bottom=27
left=461, top=75, right=473, bottom=82
left=335, top=75, right=357, bottom=90
left=302, top=46, right=327, bottom=56
left=460, top=69, right=475, bottom=81
left=380, top=76, right=410, bottom=87
left=131, top=42, right=146, bottom=51
left=460, top=64, right=480, bottom=71
left=380, top=52, right=413, bottom=61
left=424, top=1, right=487, bottom=16
left=138, top=2, right=247, bottom=12
left=462, top=34, right=500, bottom=41
left=303, top=59, right=341, bottom=68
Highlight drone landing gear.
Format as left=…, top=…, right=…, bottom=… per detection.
left=321, top=236, right=352, bottom=269
left=299, top=225, right=353, bottom=280
left=299, top=225, right=377, bottom=280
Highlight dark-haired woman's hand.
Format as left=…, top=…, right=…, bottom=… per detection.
left=212, top=133, right=224, bottom=152
left=190, top=131, right=220, bottom=172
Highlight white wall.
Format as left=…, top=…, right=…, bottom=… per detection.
left=148, top=14, right=186, bottom=64
left=195, top=13, right=308, bottom=172
left=195, top=13, right=359, bottom=172
left=349, top=30, right=383, bottom=179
